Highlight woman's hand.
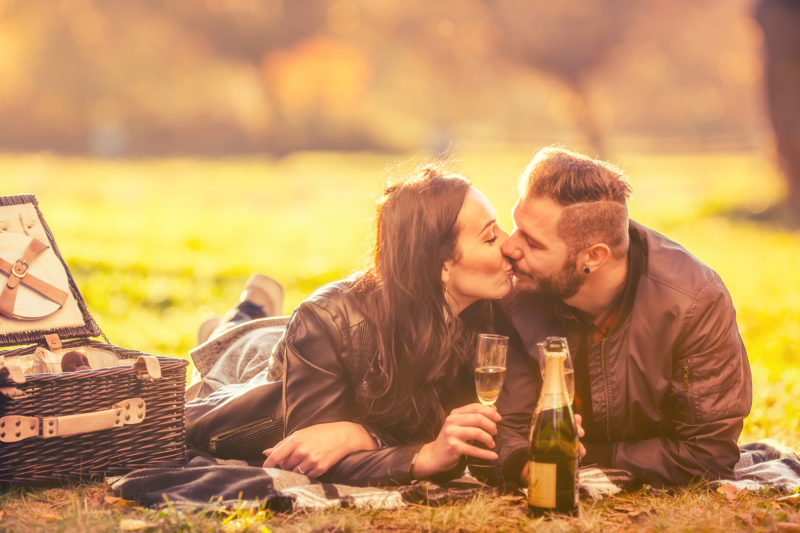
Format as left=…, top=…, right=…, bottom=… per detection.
left=411, top=403, right=501, bottom=480
left=262, top=421, right=378, bottom=478
left=520, top=413, right=587, bottom=485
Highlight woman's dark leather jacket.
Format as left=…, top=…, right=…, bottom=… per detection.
left=269, top=278, right=476, bottom=486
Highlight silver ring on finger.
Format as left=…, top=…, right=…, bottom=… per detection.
left=296, top=466, right=305, bottom=475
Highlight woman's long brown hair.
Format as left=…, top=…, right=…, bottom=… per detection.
left=352, top=165, right=489, bottom=436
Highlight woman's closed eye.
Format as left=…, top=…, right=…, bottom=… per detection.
left=484, top=234, right=498, bottom=244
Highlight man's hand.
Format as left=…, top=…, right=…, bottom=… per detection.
left=262, top=421, right=378, bottom=478
left=520, top=413, right=586, bottom=485
left=411, top=403, right=502, bottom=479
left=575, top=413, right=587, bottom=458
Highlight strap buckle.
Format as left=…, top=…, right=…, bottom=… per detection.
left=11, top=259, right=28, bottom=278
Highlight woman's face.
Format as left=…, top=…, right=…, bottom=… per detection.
left=443, top=187, right=513, bottom=315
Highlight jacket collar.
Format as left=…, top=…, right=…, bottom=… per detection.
left=553, top=221, right=648, bottom=338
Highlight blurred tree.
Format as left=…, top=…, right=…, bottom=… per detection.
left=482, top=0, right=638, bottom=156
left=0, top=0, right=382, bottom=155
left=162, top=0, right=346, bottom=155
left=0, top=0, right=769, bottom=155
left=755, top=0, right=800, bottom=224
left=341, top=0, right=502, bottom=154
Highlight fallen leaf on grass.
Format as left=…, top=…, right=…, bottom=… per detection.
left=621, top=508, right=656, bottom=523
left=119, top=518, right=157, bottom=531
left=223, top=519, right=252, bottom=533
left=776, top=523, right=800, bottom=532
left=0, top=508, right=7, bottom=520
left=104, top=496, right=137, bottom=508
left=611, top=504, right=655, bottom=522
left=498, top=494, right=525, bottom=504
left=36, top=512, right=60, bottom=521
left=717, top=483, right=748, bottom=500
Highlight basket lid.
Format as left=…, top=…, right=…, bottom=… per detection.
left=0, top=194, right=100, bottom=347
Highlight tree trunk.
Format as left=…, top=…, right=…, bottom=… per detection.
left=568, top=77, right=606, bottom=159
left=755, top=0, right=800, bottom=224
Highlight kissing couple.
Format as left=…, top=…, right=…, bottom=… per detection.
left=186, top=146, right=751, bottom=489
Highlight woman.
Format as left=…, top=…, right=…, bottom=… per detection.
left=192, top=165, right=513, bottom=485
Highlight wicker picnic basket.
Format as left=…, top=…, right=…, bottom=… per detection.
left=0, top=194, right=187, bottom=483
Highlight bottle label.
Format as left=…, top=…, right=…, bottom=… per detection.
left=527, top=461, right=557, bottom=508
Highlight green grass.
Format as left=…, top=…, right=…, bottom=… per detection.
left=1, top=148, right=799, bottom=531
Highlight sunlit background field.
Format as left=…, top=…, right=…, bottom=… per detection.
left=3, top=148, right=798, bottom=448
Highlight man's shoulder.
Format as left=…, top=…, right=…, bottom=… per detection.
left=632, top=221, right=726, bottom=299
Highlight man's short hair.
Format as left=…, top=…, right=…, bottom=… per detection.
left=519, top=147, right=632, bottom=259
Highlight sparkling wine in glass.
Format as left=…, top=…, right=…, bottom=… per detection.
left=537, top=337, right=574, bottom=403
left=474, top=334, right=509, bottom=406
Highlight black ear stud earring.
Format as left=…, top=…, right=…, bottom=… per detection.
left=584, top=267, right=590, bottom=274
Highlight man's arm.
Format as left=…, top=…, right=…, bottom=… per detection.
left=610, top=274, right=752, bottom=486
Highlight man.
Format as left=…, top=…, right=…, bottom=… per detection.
left=494, top=147, right=752, bottom=487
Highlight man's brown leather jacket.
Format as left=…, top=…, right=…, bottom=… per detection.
left=494, top=221, right=752, bottom=486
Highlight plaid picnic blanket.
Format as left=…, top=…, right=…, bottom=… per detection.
left=108, top=441, right=800, bottom=511
left=711, top=440, right=800, bottom=492
left=108, top=454, right=482, bottom=511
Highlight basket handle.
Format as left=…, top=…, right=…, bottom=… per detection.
left=0, top=397, right=146, bottom=443
left=134, top=355, right=161, bottom=380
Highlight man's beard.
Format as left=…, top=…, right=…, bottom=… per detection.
left=513, top=255, right=584, bottom=300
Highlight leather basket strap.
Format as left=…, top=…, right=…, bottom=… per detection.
left=0, top=397, right=146, bottom=443
left=0, top=237, right=68, bottom=318
left=0, top=415, right=39, bottom=442
left=134, top=356, right=161, bottom=380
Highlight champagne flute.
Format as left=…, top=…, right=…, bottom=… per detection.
left=474, top=334, right=509, bottom=406
left=469, top=334, right=508, bottom=478
left=536, top=337, right=574, bottom=403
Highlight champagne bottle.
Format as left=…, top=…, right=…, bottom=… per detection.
left=527, top=337, right=579, bottom=517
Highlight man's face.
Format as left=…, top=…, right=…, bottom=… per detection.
left=501, top=195, right=585, bottom=300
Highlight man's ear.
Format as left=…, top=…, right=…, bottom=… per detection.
left=581, top=243, right=611, bottom=273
